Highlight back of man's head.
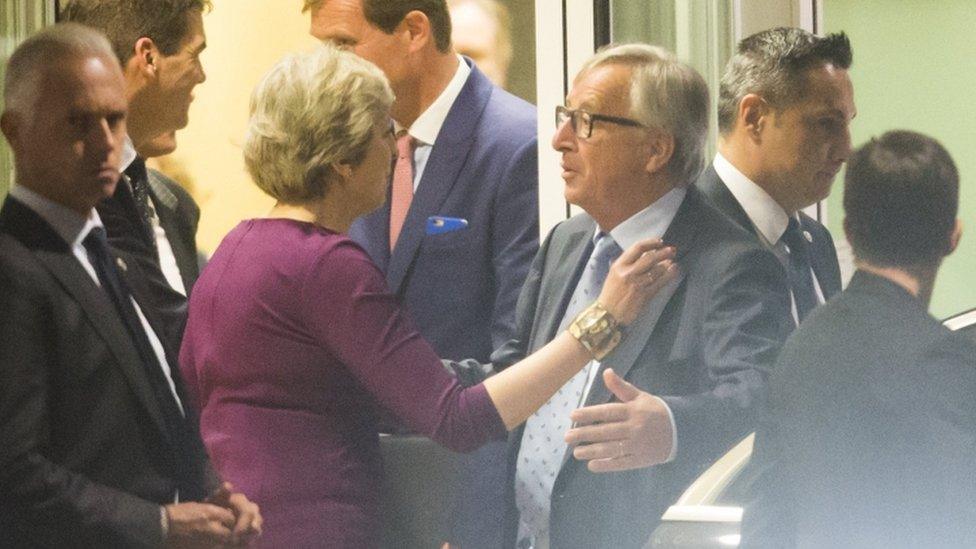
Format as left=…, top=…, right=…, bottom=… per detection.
left=4, top=22, right=116, bottom=116
left=59, top=0, right=210, bottom=65
left=844, top=130, right=959, bottom=269
left=304, top=0, right=453, bottom=53
left=718, top=27, right=852, bottom=134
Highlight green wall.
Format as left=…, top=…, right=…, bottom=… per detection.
left=823, top=0, right=976, bottom=318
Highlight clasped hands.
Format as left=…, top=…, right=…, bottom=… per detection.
left=164, top=482, right=262, bottom=548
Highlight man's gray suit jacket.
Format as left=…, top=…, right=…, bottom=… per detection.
left=477, top=186, right=793, bottom=548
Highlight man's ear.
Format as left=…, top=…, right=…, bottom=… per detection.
left=400, top=10, right=432, bottom=53
left=738, top=94, right=768, bottom=143
left=331, top=159, right=353, bottom=182
left=1, top=111, right=20, bottom=148
left=126, top=37, right=159, bottom=80
left=946, top=218, right=963, bottom=256
left=643, top=131, right=675, bottom=175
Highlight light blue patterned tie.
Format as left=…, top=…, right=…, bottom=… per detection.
left=515, top=232, right=622, bottom=542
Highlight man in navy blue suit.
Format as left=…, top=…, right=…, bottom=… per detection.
left=306, top=1, right=538, bottom=547
left=697, top=27, right=856, bottom=320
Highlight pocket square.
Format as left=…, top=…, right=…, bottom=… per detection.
left=426, top=216, right=469, bottom=235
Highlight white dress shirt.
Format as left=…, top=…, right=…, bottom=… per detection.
left=9, top=184, right=185, bottom=415
left=394, top=55, right=471, bottom=191
left=713, top=153, right=826, bottom=324
left=121, top=137, right=187, bottom=296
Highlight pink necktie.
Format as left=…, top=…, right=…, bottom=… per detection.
left=389, top=132, right=415, bottom=250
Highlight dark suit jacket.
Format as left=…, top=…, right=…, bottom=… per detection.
left=696, top=165, right=842, bottom=299
left=0, top=197, right=216, bottom=548
left=742, top=271, right=976, bottom=548
left=482, top=187, right=792, bottom=548
left=96, top=165, right=201, bottom=351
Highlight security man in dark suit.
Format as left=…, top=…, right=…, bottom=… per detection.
left=698, top=27, right=856, bottom=321
left=0, top=23, right=259, bottom=547
left=742, top=130, right=976, bottom=547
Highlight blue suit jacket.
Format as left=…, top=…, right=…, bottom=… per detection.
left=348, top=60, right=538, bottom=547
left=349, top=59, right=538, bottom=364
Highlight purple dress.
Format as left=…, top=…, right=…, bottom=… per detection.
left=179, top=219, right=505, bottom=548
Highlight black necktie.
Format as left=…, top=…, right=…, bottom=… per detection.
left=123, top=157, right=157, bottom=250
left=82, top=227, right=185, bottom=440
left=781, top=217, right=819, bottom=322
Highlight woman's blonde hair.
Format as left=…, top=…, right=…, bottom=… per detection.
left=244, top=43, right=394, bottom=203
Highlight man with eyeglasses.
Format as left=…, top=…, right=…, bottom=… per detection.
left=480, top=44, right=792, bottom=548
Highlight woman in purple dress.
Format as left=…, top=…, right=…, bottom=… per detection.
left=179, top=45, right=675, bottom=548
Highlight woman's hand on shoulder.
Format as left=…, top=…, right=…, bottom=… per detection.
left=598, top=238, right=678, bottom=325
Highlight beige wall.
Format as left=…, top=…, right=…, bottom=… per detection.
left=161, top=0, right=318, bottom=255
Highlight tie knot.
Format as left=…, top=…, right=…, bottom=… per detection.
left=592, top=233, right=622, bottom=262
left=83, top=226, right=108, bottom=249
left=782, top=217, right=810, bottom=252
left=125, top=156, right=149, bottom=183
left=396, top=132, right=415, bottom=158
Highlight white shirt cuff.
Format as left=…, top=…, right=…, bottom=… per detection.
left=651, top=395, right=678, bottom=463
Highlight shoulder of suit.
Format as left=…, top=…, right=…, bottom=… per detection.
left=147, top=168, right=190, bottom=200
left=479, top=83, right=536, bottom=133
left=0, top=233, right=52, bottom=292
left=147, top=168, right=200, bottom=213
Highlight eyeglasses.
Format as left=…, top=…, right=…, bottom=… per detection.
left=555, top=105, right=646, bottom=139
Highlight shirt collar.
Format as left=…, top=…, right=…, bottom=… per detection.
left=121, top=134, right=137, bottom=172
left=600, top=187, right=687, bottom=250
left=713, top=152, right=790, bottom=245
left=397, top=55, right=471, bottom=146
left=8, top=184, right=104, bottom=248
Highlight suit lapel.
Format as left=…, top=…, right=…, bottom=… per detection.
left=697, top=166, right=753, bottom=233
left=581, top=189, right=701, bottom=408
left=0, top=198, right=172, bottom=444
left=147, top=173, right=197, bottom=290
left=800, top=214, right=842, bottom=299
left=531, top=220, right=595, bottom=350
left=385, top=64, right=493, bottom=293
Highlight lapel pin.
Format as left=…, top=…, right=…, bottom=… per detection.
left=803, top=231, right=813, bottom=243
left=116, top=257, right=128, bottom=272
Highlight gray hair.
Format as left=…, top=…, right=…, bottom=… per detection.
left=244, top=43, right=394, bottom=203
left=4, top=23, right=118, bottom=114
left=718, top=27, right=852, bottom=134
left=577, top=43, right=709, bottom=186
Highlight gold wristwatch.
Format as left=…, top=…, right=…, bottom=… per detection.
left=568, top=302, right=622, bottom=360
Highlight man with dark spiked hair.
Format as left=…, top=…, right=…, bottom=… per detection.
left=698, top=27, right=856, bottom=324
